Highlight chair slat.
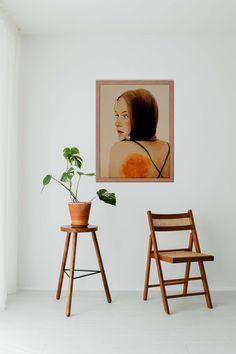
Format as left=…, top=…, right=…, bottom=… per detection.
left=148, top=276, right=202, bottom=287
left=151, top=213, right=190, bottom=219
left=153, top=217, right=192, bottom=230
left=153, top=248, right=190, bottom=253
left=154, top=225, right=193, bottom=231
left=167, top=292, right=206, bottom=299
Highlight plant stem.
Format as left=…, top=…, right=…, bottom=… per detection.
left=69, top=180, right=72, bottom=197
left=89, top=195, right=97, bottom=203
left=51, top=176, right=78, bottom=202
left=75, top=174, right=81, bottom=200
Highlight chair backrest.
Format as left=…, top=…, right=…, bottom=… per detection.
left=149, top=211, right=193, bottom=232
left=147, top=209, right=201, bottom=253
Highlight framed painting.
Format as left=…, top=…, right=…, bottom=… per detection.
left=96, top=80, right=174, bottom=182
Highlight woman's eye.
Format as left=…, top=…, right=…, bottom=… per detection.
left=114, top=113, right=128, bottom=119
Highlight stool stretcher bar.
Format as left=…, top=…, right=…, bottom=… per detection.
left=64, top=268, right=101, bottom=280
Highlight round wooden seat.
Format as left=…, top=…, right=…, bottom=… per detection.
left=60, top=225, right=98, bottom=233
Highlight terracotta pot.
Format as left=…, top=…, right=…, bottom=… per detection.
left=68, top=202, right=91, bottom=227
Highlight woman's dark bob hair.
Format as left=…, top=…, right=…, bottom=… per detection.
left=116, top=88, right=158, bottom=141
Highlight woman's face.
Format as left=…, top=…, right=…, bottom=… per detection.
left=114, top=97, right=131, bottom=141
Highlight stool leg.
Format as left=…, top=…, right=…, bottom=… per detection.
left=92, top=231, right=112, bottom=303
left=66, top=232, right=78, bottom=317
left=56, top=232, right=71, bottom=300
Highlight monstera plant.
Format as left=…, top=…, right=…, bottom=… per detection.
left=42, top=147, right=116, bottom=226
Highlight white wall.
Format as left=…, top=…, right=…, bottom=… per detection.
left=18, top=32, right=236, bottom=291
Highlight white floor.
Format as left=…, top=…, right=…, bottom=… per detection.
left=0, top=290, right=235, bottom=354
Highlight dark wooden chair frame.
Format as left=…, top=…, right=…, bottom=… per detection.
left=143, top=210, right=214, bottom=314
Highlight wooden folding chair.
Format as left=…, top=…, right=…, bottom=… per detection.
left=143, top=210, right=214, bottom=314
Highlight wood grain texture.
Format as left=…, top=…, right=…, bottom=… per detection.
left=58, top=226, right=111, bottom=316
left=92, top=232, right=111, bottom=303
left=158, top=251, right=214, bottom=263
left=143, top=209, right=214, bottom=314
left=143, top=235, right=152, bottom=301
left=56, top=232, right=71, bottom=300
left=60, top=225, right=98, bottom=233
left=66, top=233, right=77, bottom=317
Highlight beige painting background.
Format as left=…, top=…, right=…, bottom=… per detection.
left=99, top=84, right=170, bottom=178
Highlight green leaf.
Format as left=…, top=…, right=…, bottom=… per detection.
left=60, top=167, right=75, bottom=182
left=63, top=147, right=71, bottom=160
left=63, top=146, right=82, bottom=167
left=43, top=175, right=52, bottom=186
left=67, top=167, right=74, bottom=173
left=70, top=147, right=79, bottom=155
left=72, top=156, right=83, bottom=168
left=60, top=172, right=68, bottom=182
left=67, top=167, right=74, bottom=180
left=77, top=172, right=95, bottom=176
left=97, top=189, right=116, bottom=206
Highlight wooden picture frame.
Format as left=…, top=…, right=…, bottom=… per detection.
left=96, top=80, right=174, bottom=182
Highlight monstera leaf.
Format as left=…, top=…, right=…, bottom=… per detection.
left=63, top=147, right=83, bottom=168
left=97, top=189, right=116, bottom=206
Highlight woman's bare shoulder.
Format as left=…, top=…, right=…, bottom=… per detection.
left=111, top=139, right=169, bottom=156
left=156, top=138, right=169, bottom=146
left=109, top=139, right=170, bottom=178
left=110, top=141, right=133, bottom=153
left=145, top=138, right=168, bottom=148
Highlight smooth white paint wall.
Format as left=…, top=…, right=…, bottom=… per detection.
left=18, top=33, right=236, bottom=291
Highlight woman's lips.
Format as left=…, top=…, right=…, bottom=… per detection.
left=117, top=130, right=124, bottom=134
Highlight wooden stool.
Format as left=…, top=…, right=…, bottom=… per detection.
left=56, top=225, right=111, bottom=316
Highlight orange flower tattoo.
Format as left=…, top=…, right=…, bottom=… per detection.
left=120, top=154, right=151, bottom=178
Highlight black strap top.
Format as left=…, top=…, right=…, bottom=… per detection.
left=133, top=140, right=170, bottom=178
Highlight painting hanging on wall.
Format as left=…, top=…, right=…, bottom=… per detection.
left=96, top=80, right=174, bottom=182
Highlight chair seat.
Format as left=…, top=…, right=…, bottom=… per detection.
left=151, top=250, right=214, bottom=263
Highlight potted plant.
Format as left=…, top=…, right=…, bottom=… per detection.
left=42, top=147, right=116, bottom=227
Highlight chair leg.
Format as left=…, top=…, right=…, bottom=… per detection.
left=92, top=231, right=112, bottom=303
left=150, top=230, right=170, bottom=314
left=183, top=262, right=191, bottom=295
left=154, top=259, right=170, bottom=314
left=66, top=232, right=78, bottom=317
left=143, top=236, right=152, bottom=300
left=56, top=232, right=71, bottom=300
left=183, top=232, right=193, bottom=295
left=198, top=261, right=213, bottom=309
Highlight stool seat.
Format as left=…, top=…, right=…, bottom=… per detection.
left=56, top=224, right=111, bottom=316
left=60, top=225, right=98, bottom=233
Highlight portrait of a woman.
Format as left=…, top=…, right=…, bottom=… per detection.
left=96, top=81, right=174, bottom=182
left=109, top=89, right=170, bottom=178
